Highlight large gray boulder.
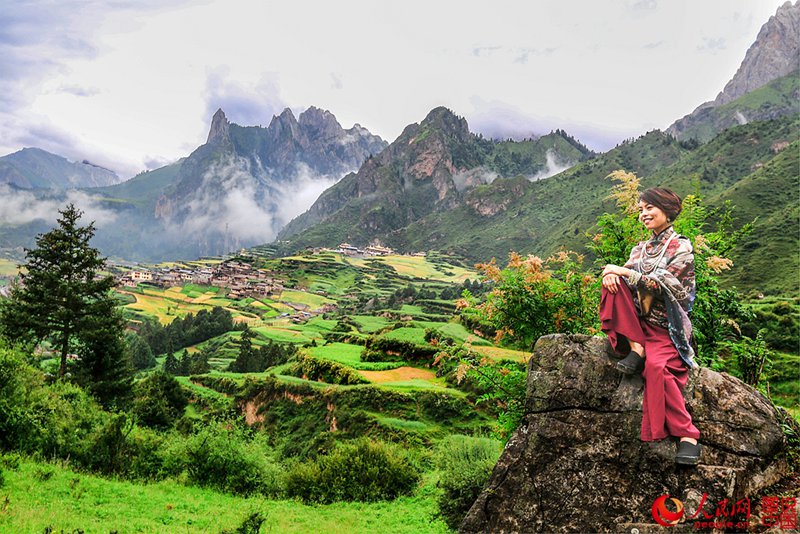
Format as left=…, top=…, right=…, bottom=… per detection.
left=461, top=334, right=798, bottom=533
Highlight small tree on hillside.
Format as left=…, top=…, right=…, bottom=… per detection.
left=0, top=204, right=132, bottom=406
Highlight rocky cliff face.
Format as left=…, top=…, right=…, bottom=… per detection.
left=276, top=107, right=482, bottom=242
left=668, top=2, right=800, bottom=141
left=461, top=334, right=798, bottom=533
left=714, top=1, right=799, bottom=106
left=206, top=108, right=231, bottom=145
left=276, top=107, right=591, bottom=248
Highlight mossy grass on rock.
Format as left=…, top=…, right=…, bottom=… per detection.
left=461, top=334, right=799, bottom=533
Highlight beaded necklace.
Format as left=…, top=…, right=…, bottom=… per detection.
left=638, top=227, right=677, bottom=275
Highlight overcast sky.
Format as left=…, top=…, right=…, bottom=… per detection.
left=0, top=0, right=788, bottom=178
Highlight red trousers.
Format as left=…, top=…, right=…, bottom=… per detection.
left=600, top=285, right=700, bottom=442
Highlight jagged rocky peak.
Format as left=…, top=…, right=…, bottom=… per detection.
left=298, top=106, right=341, bottom=135
left=206, top=108, right=230, bottom=144
left=714, top=0, right=799, bottom=105
left=267, top=108, right=301, bottom=141
left=419, top=106, right=471, bottom=140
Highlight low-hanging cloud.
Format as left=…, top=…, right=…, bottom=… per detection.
left=451, top=168, right=498, bottom=192
left=170, top=155, right=346, bottom=254
left=0, top=184, right=119, bottom=227
left=528, top=149, right=573, bottom=182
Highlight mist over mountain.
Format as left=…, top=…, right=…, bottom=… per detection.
left=0, top=108, right=387, bottom=261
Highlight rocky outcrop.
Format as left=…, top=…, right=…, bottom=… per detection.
left=276, top=107, right=475, bottom=242
left=714, top=1, right=799, bottom=106
left=668, top=2, right=800, bottom=142
left=461, top=334, right=798, bottom=533
left=206, top=108, right=231, bottom=145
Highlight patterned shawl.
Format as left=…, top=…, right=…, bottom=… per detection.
left=623, top=226, right=697, bottom=369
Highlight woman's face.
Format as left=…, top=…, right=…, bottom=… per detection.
left=638, top=200, right=670, bottom=233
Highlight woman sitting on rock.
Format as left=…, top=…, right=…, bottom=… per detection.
left=598, top=187, right=701, bottom=465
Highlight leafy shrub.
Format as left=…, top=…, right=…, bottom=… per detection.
left=132, top=371, right=188, bottom=429
left=435, top=435, right=503, bottom=530
left=285, top=438, right=420, bottom=503
left=28, top=380, right=105, bottom=461
left=362, top=337, right=438, bottom=362
left=721, top=331, right=773, bottom=387
left=458, top=250, right=599, bottom=350
left=221, top=511, right=268, bottom=534
left=0, top=343, right=42, bottom=451
left=434, top=344, right=527, bottom=439
left=164, top=420, right=281, bottom=496
left=288, top=354, right=367, bottom=385
left=123, top=426, right=169, bottom=480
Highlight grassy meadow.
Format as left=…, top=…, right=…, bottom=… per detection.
left=0, top=458, right=449, bottom=534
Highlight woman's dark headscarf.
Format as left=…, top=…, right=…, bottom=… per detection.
left=639, top=188, right=682, bottom=223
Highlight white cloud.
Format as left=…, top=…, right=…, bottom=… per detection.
left=170, top=156, right=348, bottom=254
left=528, top=150, right=573, bottom=182
left=0, top=185, right=118, bottom=227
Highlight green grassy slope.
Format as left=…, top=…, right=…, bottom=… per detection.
left=670, top=70, right=800, bottom=143
left=0, top=458, right=449, bottom=534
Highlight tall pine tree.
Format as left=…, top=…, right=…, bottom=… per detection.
left=0, top=204, right=132, bottom=407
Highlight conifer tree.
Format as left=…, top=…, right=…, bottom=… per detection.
left=0, top=204, right=132, bottom=406
left=179, top=348, right=191, bottom=376
left=163, top=352, right=180, bottom=375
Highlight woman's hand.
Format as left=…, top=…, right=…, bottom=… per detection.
left=602, top=272, right=621, bottom=294
left=602, top=265, right=632, bottom=294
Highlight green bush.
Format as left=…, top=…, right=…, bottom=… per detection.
left=285, top=438, right=420, bottom=503
left=460, top=250, right=598, bottom=350
left=0, top=343, right=42, bottom=451
left=163, top=420, right=282, bottom=496
left=132, top=371, right=188, bottom=429
left=435, top=435, right=503, bottom=530
left=28, top=380, right=105, bottom=461
left=288, top=354, right=367, bottom=385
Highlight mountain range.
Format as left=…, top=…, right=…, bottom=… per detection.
left=0, top=148, right=120, bottom=189
left=0, top=1, right=797, bottom=295
left=1, top=107, right=388, bottom=260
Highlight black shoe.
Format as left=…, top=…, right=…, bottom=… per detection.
left=675, top=440, right=702, bottom=465
left=616, top=351, right=645, bottom=375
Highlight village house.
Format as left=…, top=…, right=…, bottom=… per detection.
left=130, top=270, right=152, bottom=281
left=365, top=245, right=394, bottom=256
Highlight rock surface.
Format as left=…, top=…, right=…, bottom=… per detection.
left=460, top=334, right=798, bottom=533
left=713, top=1, right=799, bottom=106
left=668, top=2, right=800, bottom=141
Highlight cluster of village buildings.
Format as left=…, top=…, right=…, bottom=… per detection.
left=330, top=243, right=398, bottom=256
left=117, top=260, right=284, bottom=300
